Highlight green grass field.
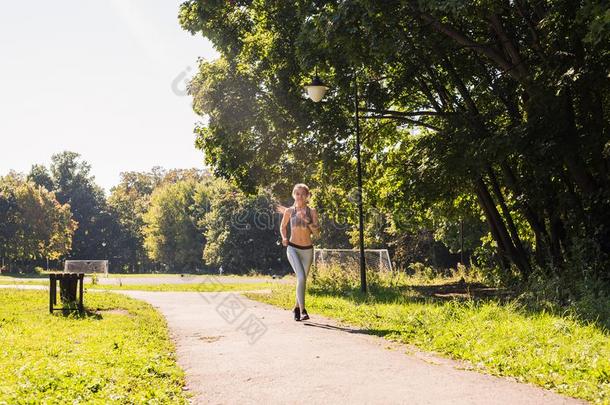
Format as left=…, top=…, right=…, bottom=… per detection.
left=0, top=290, right=190, bottom=403
left=0, top=274, right=280, bottom=292
left=85, top=282, right=274, bottom=292
left=0, top=273, right=282, bottom=280
left=245, top=271, right=610, bottom=403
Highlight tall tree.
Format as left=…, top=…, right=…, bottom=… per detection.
left=0, top=174, right=75, bottom=269
left=107, top=170, right=159, bottom=273
left=0, top=180, right=18, bottom=269
left=143, top=179, right=210, bottom=272
left=179, top=0, right=610, bottom=285
left=27, top=164, right=54, bottom=191
left=29, top=151, right=119, bottom=260
left=202, top=181, right=287, bottom=273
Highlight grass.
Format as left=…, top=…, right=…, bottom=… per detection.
left=0, top=273, right=48, bottom=279
left=100, top=273, right=279, bottom=279
left=0, top=289, right=190, bottom=403
left=85, top=282, right=275, bottom=292
left=0, top=282, right=275, bottom=292
left=0, top=278, right=48, bottom=285
left=244, top=266, right=610, bottom=403
left=0, top=274, right=281, bottom=292
left=1, top=273, right=281, bottom=280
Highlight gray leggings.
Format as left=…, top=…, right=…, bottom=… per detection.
left=286, top=245, right=314, bottom=310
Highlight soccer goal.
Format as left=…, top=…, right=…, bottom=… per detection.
left=64, top=260, right=109, bottom=276
left=314, top=248, right=393, bottom=272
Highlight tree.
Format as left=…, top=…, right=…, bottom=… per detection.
left=202, top=181, right=287, bottom=274
left=143, top=179, right=210, bottom=272
left=0, top=174, right=75, bottom=270
left=179, top=1, right=610, bottom=287
left=107, top=167, right=215, bottom=272
left=29, top=151, right=120, bottom=260
left=0, top=181, right=18, bottom=269
left=107, top=170, right=160, bottom=273
left=27, top=164, right=54, bottom=191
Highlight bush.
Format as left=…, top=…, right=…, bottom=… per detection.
left=518, top=266, right=610, bottom=330
left=310, top=263, right=360, bottom=293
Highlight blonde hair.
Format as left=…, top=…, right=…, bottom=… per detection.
left=292, top=183, right=310, bottom=201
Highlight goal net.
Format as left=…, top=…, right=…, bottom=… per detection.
left=64, top=260, right=109, bottom=276
left=314, top=248, right=393, bottom=272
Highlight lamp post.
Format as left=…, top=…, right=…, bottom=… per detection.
left=304, top=72, right=368, bottom=293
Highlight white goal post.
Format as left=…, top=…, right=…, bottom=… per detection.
left=314, top=248, right=393, bottom=272
left=64, top=260, right=109, bottom=276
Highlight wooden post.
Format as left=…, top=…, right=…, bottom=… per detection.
left=460, top=217, right=464, bottom=265
left=49, top=274, right=55, bottom=313
left=78, top=273, right=84, bottom=311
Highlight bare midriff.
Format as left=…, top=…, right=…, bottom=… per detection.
left=290, top=228, right=313, bottom=247
left=290, top=207, right=313, bottom=246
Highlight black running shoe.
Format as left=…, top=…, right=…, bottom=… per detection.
left=293, top=306, right=301, bottom=321
left=301, top=309, right=310, bottom=321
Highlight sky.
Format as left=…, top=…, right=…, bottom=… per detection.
left=0, top=1, right=219, bottom=192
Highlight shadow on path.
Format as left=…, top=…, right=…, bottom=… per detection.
left=301, top=320, right=394, bottom=337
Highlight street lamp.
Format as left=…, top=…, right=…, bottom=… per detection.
left=304, top=71, right=368, bottom=293
left=304, top=75, right=329, bottom=102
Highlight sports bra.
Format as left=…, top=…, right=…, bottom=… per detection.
left=290, top=206, right=312, bottom=228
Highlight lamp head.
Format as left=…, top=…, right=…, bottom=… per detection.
left=304, top=75, right=328, bottom=102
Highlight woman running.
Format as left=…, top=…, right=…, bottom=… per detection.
left=280, top=183, right=320, bottom=321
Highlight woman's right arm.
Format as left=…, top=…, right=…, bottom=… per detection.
left=280, top=208, right=290, bottom=246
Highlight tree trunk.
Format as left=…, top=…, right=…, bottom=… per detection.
left=561, top=91, right=597, bottom=194
left=499, top=161, right=551, bottom=267
left=487, top=166, right=531, bottom=276
left=474, top=177, right=530, bottom=278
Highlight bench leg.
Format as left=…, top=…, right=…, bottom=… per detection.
left=78, top=274, right=84, bottom=311
left=49, top=276, right=56, bottom=313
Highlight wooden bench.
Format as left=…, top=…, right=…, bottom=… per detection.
left=49, top=272, right=85, bottom=313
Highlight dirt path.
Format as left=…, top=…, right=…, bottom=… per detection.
left=0, top=285, right=584, bottom=404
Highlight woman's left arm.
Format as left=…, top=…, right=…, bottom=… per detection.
left=308, top=208, right=321, bottom=238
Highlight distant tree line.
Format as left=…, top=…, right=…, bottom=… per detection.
left=0, top=151, right=291, bottom=274
left=1, top=151, right=470, bottom=275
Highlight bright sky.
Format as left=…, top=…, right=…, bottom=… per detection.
left=0, top=1, right=218, bottom=192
